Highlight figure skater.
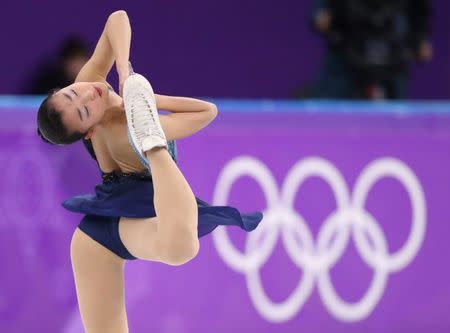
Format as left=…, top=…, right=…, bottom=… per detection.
left=36, top=10, right=262, bottom=333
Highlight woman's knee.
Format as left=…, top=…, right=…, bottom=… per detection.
left=159, top=234, right=200, bottom=266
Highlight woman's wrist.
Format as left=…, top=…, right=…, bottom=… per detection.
left=116, top=62, right=130, bottom=76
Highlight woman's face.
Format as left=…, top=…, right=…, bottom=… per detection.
left=51, top=81, right=109, bottom=138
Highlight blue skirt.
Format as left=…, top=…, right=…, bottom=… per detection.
left=62, top=171, right=263, bottom=259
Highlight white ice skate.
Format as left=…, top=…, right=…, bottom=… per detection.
left=123, top=72, right=167, bottom=169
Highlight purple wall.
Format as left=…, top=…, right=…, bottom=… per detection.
left=1, top=1, right=448, bottom=99
left=1, top=102, right=450, bottom=332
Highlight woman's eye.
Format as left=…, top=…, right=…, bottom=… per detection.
left=84, top=106, right=90, bottom=117
left=71, top=89, right=78, bottom=96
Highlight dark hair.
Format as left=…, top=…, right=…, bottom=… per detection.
left=36, top=91, right=85, bottom=145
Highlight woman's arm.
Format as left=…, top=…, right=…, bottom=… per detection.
left=156, top=94, right=218, bottom=141
left=75, top=10, right=131, bottom=84
left=156, top=94, right=215, bottom=114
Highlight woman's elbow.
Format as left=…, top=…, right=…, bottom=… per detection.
left=207, top=103, right=218, bottom=121
left=109, top=10, right=128, bottom=20
left=203, top=105, right=218, bottom=127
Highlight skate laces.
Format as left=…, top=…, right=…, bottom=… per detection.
left=129, top=91, right=164, bottom=143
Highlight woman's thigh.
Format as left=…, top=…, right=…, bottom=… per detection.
left=118, top=216, right=161, bottom=261
left=70, top=228, right=129, bottom=333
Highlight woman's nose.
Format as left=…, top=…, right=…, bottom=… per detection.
left=81, top=90, right=95, bottom=103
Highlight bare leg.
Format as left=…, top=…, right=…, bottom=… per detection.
left=70, top=228, right=129, bottom=333
left=119, top=147, right=199, bottom=265
left=70, top=145, right=199, bottom=333
left=146, top=148, right=198, bottom=234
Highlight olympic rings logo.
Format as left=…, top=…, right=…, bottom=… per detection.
left=212, top=156, right=426, bottom=323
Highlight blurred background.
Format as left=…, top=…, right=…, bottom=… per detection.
left=1, top=0, right=449, bottom=332
left=2, top=0, right=449, bottom=99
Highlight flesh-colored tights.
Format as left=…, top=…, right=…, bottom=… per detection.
left=70, top=147, right=199, bottom=333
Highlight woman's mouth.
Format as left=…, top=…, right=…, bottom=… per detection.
left=94, top=87, right=103, bottom=97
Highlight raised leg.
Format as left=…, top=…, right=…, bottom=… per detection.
left=120, top=73, right=199, bottom=265
left=119, top=147, right=199, bottom=265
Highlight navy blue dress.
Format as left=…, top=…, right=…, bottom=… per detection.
left=62, top=139, right=263, bottom=260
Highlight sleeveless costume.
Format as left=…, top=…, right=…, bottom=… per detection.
left=62, top=139, right=263, bottom=260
